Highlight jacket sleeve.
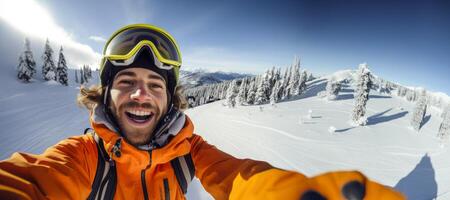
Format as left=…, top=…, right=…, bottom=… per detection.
left=190, top=134, right=405, bottom=200
left=0, top=135, right=97, bottom=200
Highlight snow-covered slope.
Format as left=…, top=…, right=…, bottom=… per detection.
left=0, top=66, right=96, bottom=159
left=1, top=65, right=449, bottom=199
left=185, top=76, right=450, bottom=200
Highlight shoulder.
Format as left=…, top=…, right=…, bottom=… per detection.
left=45, top=134, right=98, bottom=159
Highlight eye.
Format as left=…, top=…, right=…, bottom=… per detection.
left=118, top=80, right=134, bottom=86
left=148, top=83, right=164, bottom=89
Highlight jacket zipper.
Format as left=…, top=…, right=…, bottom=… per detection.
left=141, top=150, right=152, bottom=200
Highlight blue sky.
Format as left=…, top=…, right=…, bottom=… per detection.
left=0, top=0, right=449, bottom=94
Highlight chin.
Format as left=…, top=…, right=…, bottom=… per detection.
left=119, top=118, right=157, bottom=146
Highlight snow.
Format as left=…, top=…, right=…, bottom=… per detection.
left=1, top=65, right=450, bottom=200
left=185, top=78, right=450, bottom=200
left=328, top=126, right=336, bottom=133
left=44, top=79, right=59, bottom=85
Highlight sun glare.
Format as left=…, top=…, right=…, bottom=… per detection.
left=0, top=0, right=102, bottom=68
left=0, top=0, right=69, bottom=42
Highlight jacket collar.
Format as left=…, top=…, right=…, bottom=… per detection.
left=90, top=104, right=194, bottom=166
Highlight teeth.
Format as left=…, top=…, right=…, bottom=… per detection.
left=128, top=110, right=151, bottom=116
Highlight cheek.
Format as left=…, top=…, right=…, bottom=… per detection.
left=161, top=94, right=169, bottom=113
left=109, top=88, right=124, bottom=109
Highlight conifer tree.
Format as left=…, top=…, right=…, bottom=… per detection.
left=270, top=79, right=281, bottom=105
left=56, top=46, right=68, bottom=86
left=17, top=38, right=36, bottom=82
left=298, top=70, right=307, bottom=95
left=282, top=66, right=293, bottom=100
left=255, top=73, right=271, bottom=105
left=438, top=106, right=450, bottom=140
left=236, top=78, right=248, bottom=105
left=352, top=63, right=373, bottom=125
left=226, top=80, right=238, bottom=108
left=410, top=89, right=428, bottom=131
left=17, top=56, right=30, bottom=82
left=80, top=67, right=85, bottom=85
left=42, top=39, right=56, bottom=81
left=442, top=105, right=450, bottom=119
left=246, top=80, right=257, bottom=105
left=75, top=69, right=79, bottom=83
left=326, top=76, right=341, bottom=100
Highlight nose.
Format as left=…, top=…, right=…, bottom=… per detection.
left=130, top=83, right=151, bottom=102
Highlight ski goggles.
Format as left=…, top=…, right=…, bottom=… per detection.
left=100, top=24, right=182, bottom=78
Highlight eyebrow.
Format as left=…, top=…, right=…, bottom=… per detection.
left=148, top=74, right=166, bottom=83
left=115, top=70, right=165, bottom=83
left=115, top=71, right=136, bottom=79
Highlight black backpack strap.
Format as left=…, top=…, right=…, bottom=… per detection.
left=87, top=132, right=117, bottom=200
left=170, top=153, right=195, bottom=194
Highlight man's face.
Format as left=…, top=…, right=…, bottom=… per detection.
left=109, top=67, right=168, bottom=146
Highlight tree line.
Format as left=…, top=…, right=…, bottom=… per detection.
left=16, top=38, right=92, bottom=85
left=185, top=61, right=449, bottom=142
left=184, top=57, right=314, bottom=108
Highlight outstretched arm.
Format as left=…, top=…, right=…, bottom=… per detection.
left=0, top=135, right=96, bottom=200
left=190, top=134, right=404, bottom=200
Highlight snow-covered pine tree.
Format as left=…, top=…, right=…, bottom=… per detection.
left=275, top=67, right=281, bottom=82
left=410, top=89, right=428, bottom=131
left=287, top=57, right=301, bottom=96
left=438, top=106, right=450, bottom=140
left=406, top=89, right=416, bottom=101
left=75, top=69, right=79, bottom=83
left=277, top=77, right=286, bottom=100
left=82, top=65, right=87, bottom=83
left=17, top=38, right=37, bottom=82
left=86, top=65, right=92, bottom=79
left=42, top=39, right=56, bottom=81
left=351, top=63, right=373, bottom=126
left=246, top=80, right=257, bottom=105
left=17, top=55, right=31, bottom=82
left=270, top=79, right=281, bottom=105
left=298, top=70, right=307, bottom=95
left=307, top=72, right=315, bottom=81
left=225, top=80, right=238, bottom=108
left=326, top=76, right=341, bottom=100
left=290, top=68, right=300, bottom=96
left=255, top=72, right=271, bottom=105
left=236, top=78, right=248, bottom=105
left=220, top=82, right=228, bottom=99
left=442, top=105, right=450, bottom=119
left=397, top=86, right=404, bottom=97
left=80, top=67, right=85, bottom=85
left=23, top=38, right=37, bottom=76
left=56, top=46, right=68, bottom=86
left=282, top=66, right=292, bottom=100
left=83, top=65, right=92, bottom=81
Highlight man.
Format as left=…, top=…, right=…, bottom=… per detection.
left=0, top=24, right=404, bottom=200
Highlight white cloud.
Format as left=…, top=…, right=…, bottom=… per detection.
left=0, top=0, right=101, bottom=69
left=89, top=36, right=107, bottom=43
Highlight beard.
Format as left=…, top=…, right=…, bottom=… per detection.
left=111, top=101, right=162, bottom=146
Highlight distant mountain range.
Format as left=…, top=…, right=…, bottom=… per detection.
left=179, top=69, right=251, bottom=89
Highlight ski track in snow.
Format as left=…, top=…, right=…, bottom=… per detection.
left=0, top=93, right=25, bottom=102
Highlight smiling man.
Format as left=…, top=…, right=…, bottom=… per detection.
left=0, top=24, right=405, bottom=200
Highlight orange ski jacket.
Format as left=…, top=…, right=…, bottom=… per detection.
left=0, top=115, right=405, bottom=200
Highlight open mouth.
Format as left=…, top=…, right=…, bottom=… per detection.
left=125, top=110, right=153, bottom=124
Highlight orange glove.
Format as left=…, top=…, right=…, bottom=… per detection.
left=299, top=171, right=405, bottom=200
